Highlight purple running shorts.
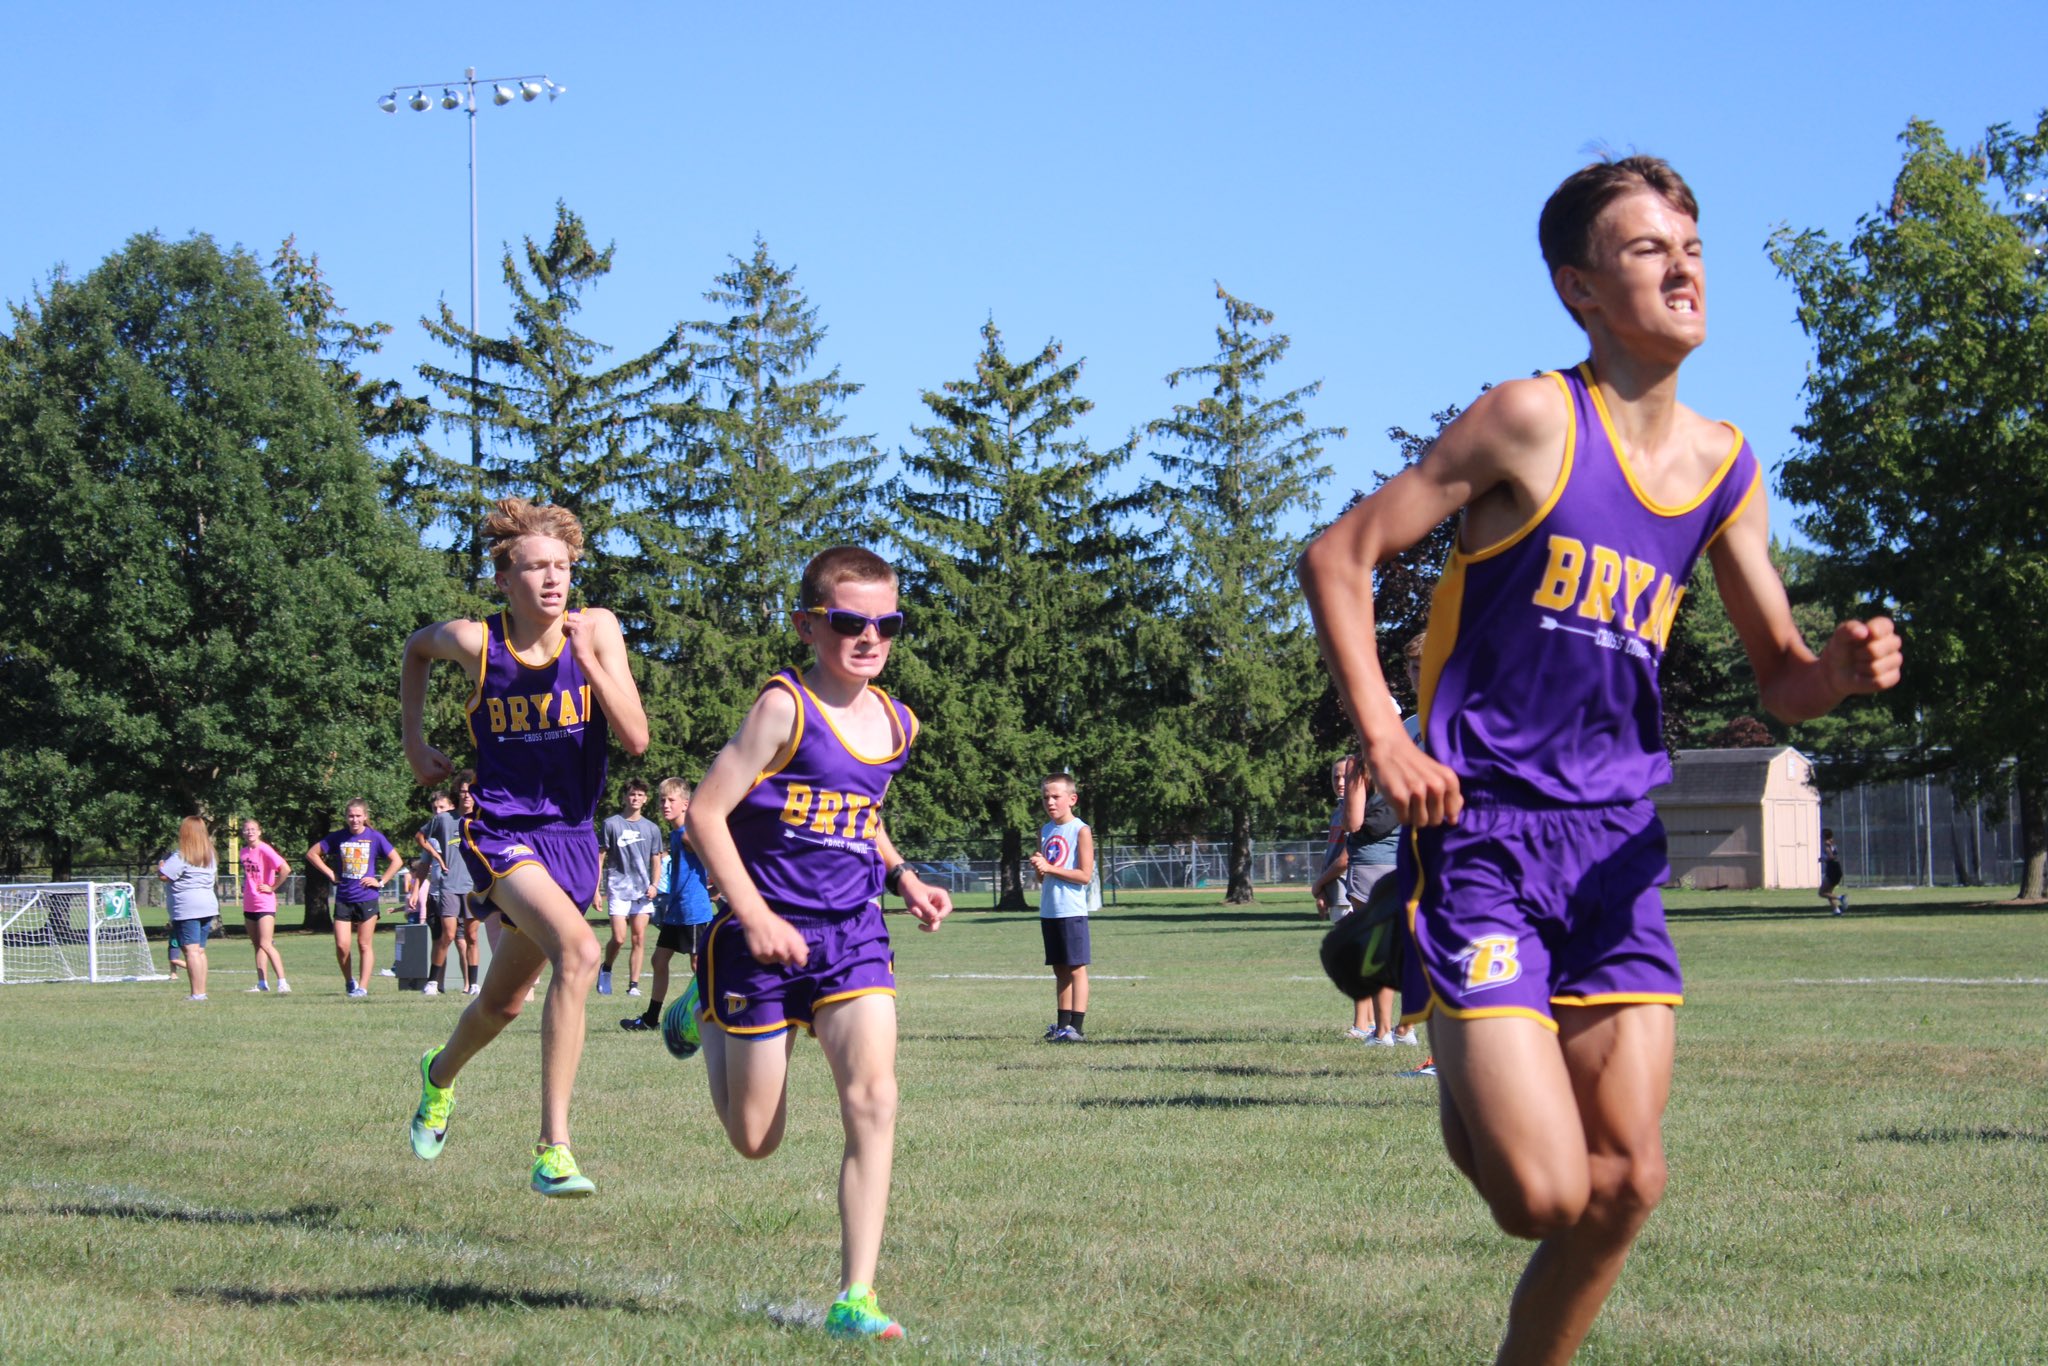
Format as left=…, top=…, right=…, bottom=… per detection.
left=1398, top=794, right=1683, bottom=1032
left=702, top=902, right=896, bottom=1037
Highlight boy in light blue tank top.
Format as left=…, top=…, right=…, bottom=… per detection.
left=1300, top=156, right=1902, bottom=1360
left=687, top=546, right=953, bottom=1341
left=1032, top=773, right=1095, bottom=1043
left=399, top=498, right=651, bottom=1200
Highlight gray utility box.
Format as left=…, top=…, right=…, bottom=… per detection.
left=393, top=922, right=434, bottom=991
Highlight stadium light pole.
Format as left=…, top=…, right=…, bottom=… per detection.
left=377, top=67, right=566, bottom=581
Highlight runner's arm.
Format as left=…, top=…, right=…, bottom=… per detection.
left=689, top=686, right=810, bottom=964
left=562, top=608, right=649, bottom=756
left=1298, top=377, right=1563, bottom=827
left=401, top=619, right=486, bottom=786
left=877, top=821, right=952, bottom=930
left=1707, top=487, right=1902, bottom=721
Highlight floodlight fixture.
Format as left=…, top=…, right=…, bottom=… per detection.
left=441, top=89, right=461, bottom=110
left=520, top=81, right=543, bottom=102
left=409, top=90, right=431, bottom=111
left=493, top=84, right=515, bottom=105
left=545, top=78, right=565, bottom=100
left=378, top=93, right=398, bottom=113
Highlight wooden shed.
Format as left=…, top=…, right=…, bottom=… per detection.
left=1649, top=747, right=1822, bottom=890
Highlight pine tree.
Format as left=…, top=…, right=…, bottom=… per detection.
left=1148, top=287, right=1342, bottom=902
left=890, top=321, right=1143, bottom=905
left=418, top=201, right=688, bottom=590
left=646, top=240, right=882, bottom=774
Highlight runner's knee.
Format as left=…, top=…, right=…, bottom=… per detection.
left=839, top=1073, right=898, bottom=1136
left=1483, top=1166, right=1589, bottom=1241
left=1585, top=1148, right=1667, bottom=1228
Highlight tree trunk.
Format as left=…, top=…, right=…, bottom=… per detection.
left=997, top=825, right=1029, bottom=910
left=50, top=835, right=74, bottom=884
left=2019, top=763, right=2046, bottom=900
left=302, top=820, right=333, bottom=932
left=1225, top=805, right=1255, bottom=904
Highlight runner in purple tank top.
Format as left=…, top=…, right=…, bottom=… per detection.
left=688, top=545, right=953, bottom=1342
left=399, top=497, right=649, bottom=1199
left=1300, top=157, right=1902, bottom=1361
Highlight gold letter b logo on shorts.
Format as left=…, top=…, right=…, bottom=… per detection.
left=1457, top=935, right=1523, bottom=992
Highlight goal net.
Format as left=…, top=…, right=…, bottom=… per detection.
left=0, top=882, right=166, bottom=984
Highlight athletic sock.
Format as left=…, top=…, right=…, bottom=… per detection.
left=1056, top=1009, right=1073, bottom=1030
left=645, top=997, right=663, bottom=1024
left=1071, top=1011, right=1085, bottom=1034
left=466, top=965, right=478, bottom=989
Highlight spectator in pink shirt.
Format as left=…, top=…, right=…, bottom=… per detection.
left=239, top=819, right=292, bottom=995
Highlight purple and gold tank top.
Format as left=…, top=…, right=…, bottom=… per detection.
left=464, top=611, right=610, bottom=825
left=1417, top=364, right=1760, bottom=806
left=730, top=669, right=918, bottom=915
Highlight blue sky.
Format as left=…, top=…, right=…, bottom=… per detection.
left=8, top=1, right=2045, bottom=534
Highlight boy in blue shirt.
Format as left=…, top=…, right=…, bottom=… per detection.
left=623, top=777, right=714, bottom=1032
left=1031, top=773, right=1096, bottom=1042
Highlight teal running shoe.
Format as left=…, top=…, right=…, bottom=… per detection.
left=410, top=1046, right=454, bottom=1160
left=825, top=1284, right=903, bottom=1341
left=662, top=977, right=702, bottom=1060
left=530, top=1143, right=595, bottom=1198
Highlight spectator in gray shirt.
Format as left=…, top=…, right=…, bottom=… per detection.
left=159, top=816, right=220, bottom=1002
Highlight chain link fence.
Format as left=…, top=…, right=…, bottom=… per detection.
left=1821, top=777, right=2024, bottom=889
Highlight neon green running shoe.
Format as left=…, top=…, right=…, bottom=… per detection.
left=410, top=1046, right=454, bottom=1160
left=530, top=1142, right=595, bottom=1198
left=825, top=1284, right=903, bottom=1341
left=661, top=977, right=702, bottom=1060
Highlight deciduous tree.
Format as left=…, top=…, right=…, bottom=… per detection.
left=1769, top=113, right=2048, bottom=896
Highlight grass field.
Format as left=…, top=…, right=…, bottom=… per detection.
left=4, top=886, right=2046, bottom=1363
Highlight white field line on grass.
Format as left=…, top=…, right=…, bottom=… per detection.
left=927, top=973, right=1150, bottom=981
left=1786, top=976, right=2048, bottom=986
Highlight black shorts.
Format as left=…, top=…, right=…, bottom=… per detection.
left=1822, top=859, right=1844, bottom=893
left=333, top=900, right=381, bottom=924
left=655, top=922, right=690, bottom=954
left=1041, top=916, right=1091, bottom=968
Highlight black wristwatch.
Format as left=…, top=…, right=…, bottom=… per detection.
left=885, top=863, right=908, bottom=897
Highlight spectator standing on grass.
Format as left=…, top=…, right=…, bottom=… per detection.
left=1344, top=744, right=1418, bottom=1049
left=305, top=800, right=402, bottom=997
left=1395, top=632, right=1439, bottom=1079
left=597, top=778, right=663, bottom=998
left=160, top=816, right=220, bottom=1002
left=1315, top=756, right=1382, bottom=1043
left=1819, top=828, right=1847, bottom=915
left=623, top=777, right=715, bottom=1033
left=1311, top=758, right=1351, bottom=923
left=1031, top=772, right=1096, bottom=1043
left=413, top=789, right=476, bottom=994
left=238, top=818, right=291, bottom=994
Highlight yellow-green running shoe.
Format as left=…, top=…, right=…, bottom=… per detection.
left=661, top=976, right=702, bottom=1060
left=530, top=1142, right=595, bottom=1198
left=410, top=1046, right=454, bottom=1160
left=825, top=1284, right=903, bottom=1340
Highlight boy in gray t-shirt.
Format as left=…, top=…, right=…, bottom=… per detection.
left=410, top=789, right=477, bottom=995
left=596, top=779, right=664, bottom=997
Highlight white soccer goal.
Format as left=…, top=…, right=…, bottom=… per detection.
left=0, top=882, right=167, bottom=984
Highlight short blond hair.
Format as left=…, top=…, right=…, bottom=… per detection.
left=484, top=497, right=586, bottom=577
left=177, top=816, right=216, bottom=868
left=657, top=777, right=693, bottom=800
